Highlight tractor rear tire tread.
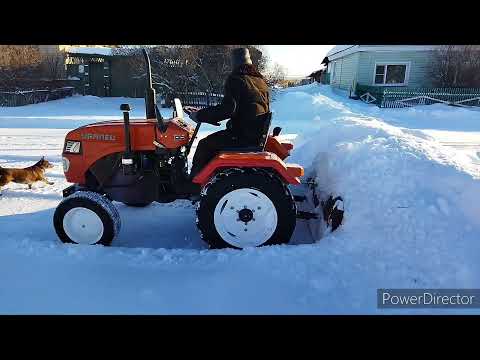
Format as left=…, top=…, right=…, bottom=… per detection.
left=196, top=167, right=296, bottom=249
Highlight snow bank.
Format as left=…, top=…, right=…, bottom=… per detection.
left=280, top=84, right=480, bottom=294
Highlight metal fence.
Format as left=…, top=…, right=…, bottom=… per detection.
left=0, top=87, right=75, bottom=107
left=164, top=91, right=224, bottom=108
left=356, top=84, right=480, bottom=108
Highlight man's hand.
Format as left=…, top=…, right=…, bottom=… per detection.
left=183, top=106, right=200, bottom=115
left=205, top=119, right=221, bottom=126
left=188, top=110, right=199, bottom=123
left=186, top=108, right=221, bottom=126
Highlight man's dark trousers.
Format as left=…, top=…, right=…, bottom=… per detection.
left=190, top=129, right=254, bottom=177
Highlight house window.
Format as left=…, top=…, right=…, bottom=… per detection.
left=374, top=63, right=409, bottom=86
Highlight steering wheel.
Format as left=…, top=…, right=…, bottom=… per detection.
left=183, top=106, right=220, bottom=126
left=183, top=106, right=199, bottom=116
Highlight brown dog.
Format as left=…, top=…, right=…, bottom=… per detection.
left=0, top=157, right=55, bottom=195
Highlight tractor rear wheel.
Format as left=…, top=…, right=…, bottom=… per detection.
left=53, top=191, right=121, bottom=246
left=196, top=168, right=296, bottom=249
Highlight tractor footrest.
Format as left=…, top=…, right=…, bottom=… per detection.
left=296, top=211, right=319, bottom=220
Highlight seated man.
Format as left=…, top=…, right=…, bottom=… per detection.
left=188, top=47, right=271, bottom=177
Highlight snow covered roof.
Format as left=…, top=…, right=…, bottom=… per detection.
left=326, top=45, right=357, bottom=58
left=325, top=45, right=440, bottom=61
left=67, top=46, right=113, bottom=56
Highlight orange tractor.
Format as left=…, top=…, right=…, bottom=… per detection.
left=53, top=50, right=343, bottom=249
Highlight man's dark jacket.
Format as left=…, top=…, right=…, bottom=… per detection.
left=196, top=64, right=270, bottom=143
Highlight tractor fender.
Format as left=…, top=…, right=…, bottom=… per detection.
left=191, top=152, right=304, bottom=187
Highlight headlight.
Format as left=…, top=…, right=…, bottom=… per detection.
left=64, top=140, right=81, bottom=154
left=62, top=157, right=70, bottom=172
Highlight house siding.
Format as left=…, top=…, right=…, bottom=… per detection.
left=329, top=52, right=360, bottom=92
left=357, top=50, right=435, bottom=87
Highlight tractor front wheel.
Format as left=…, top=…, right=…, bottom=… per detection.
left=196, top=168, right=296, bottom=249
left=53, top=191, right=121, bottom=246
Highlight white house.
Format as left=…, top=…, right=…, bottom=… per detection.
left=323, top=45, right=440, bottom=93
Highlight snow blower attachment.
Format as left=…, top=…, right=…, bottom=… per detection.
left=321, top=195, right=344, bottom=232
left=53, top=48, right=343, bottom=249
left=293, top=177, right=344, bottom=240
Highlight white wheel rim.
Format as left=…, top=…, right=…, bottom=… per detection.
left=63, top=207, right=104, bottom=245
left=213, top=188, right=278, bottom=248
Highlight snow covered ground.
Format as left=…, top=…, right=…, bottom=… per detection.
left=1, top=88, right=479, bottom=314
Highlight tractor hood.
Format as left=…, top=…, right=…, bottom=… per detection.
left=78, top=118, right=156, bottom=128
left=62, top=116, right=193, bottom=184
left=65, top=117, right=192, bottom=146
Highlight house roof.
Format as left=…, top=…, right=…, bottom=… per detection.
left=325, top=45, right=440, bottom=61
left=326, top=45, right=356, bottom=58
left=308, top=69, right=324, bottom=77
left=67, top=46, right=114, bottom=56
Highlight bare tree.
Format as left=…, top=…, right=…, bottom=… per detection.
left=0, top=45, right=42, bottom=89
left=246, top=45, right=268, bottom=73
left=165, top=45, right=267, bottom=94
left=429, top=45, right=480, bottom=87
left=264, top=62, right=287, bottom=87
left=114, top=45, right=200, bottom=94
left=39, top=52, right=66, bottom=80
left=113, top=45, right=269, bottom=97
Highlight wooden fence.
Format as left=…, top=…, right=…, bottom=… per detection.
left=0, top=87, right=75, bottom=107
left=356, top=84, right=480, bottom=108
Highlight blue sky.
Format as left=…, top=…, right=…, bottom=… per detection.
left=263, top=45, right=335, bottom=78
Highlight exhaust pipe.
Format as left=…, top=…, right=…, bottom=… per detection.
left=142, top=48, right=167, bottom=132
left=142, top=49, right=156, bottom=120
left=120, top=103, right=135, bottom=175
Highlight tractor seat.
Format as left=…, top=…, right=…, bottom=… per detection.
left=222, top=112, right=272, bottom=153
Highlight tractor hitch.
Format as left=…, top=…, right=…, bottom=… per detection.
left=296, top=210, right=319, bottom=220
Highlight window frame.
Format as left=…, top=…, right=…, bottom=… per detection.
left=330, top=61, right=336, bottom=83
left=372, top=61, right=411, bottom=86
